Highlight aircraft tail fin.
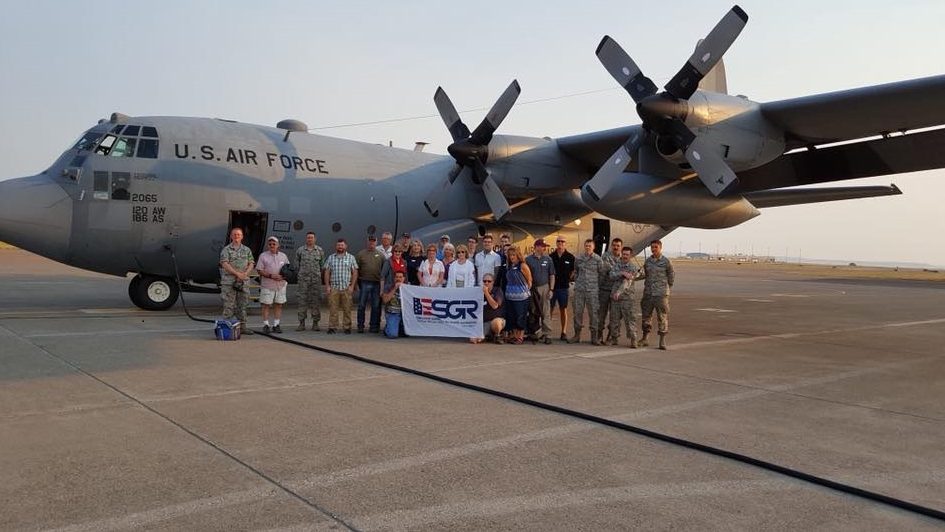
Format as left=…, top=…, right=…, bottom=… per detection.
left=695, top=39, right=728, bottom=94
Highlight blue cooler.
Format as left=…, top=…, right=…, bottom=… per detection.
left=214, top=318, right=241, bottom=340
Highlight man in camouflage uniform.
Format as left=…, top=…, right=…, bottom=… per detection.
left=568, top=239, right=605, bottom=346
left=596, top=237, right=622, bottom=343
left=608, top=246, right=640, bottom=348
left=639, top=239, right=675, bottom=350
left=219, top=227, right=255, bottom=335
left=295, top=231, right=325, bottom=331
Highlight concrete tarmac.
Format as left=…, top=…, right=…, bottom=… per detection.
left=1, top=249, right=943, bottom=530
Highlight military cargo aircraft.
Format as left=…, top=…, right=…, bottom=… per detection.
left=2, top=5, right=945, bottom=310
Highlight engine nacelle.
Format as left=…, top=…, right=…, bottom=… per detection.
left=656, top=92, right=786, bottom=172
left=580, top=173, right=760, bottom=229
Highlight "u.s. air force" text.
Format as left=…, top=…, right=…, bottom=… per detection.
left=173, top=144, right=328, bottom=174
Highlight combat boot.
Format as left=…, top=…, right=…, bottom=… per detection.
left=591, top=330, right=603, bottom=346
left=639, top=332, right=648, bottom=347
left=608, top=335, right=618, bottom=346
left=658, top=333, right=667, bottom=350
left=567, top=328, right=582, bottom=344
left=629, top=335, right=638, bottom=349
left=296, top=320, right=306, bottom=332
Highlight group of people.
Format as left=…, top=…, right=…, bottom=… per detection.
left=219, top=228, right=674, bottom=349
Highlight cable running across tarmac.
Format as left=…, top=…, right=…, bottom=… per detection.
left=168, top=250, right=945, bottom=522
left=255, top=331, right=945, bottom=523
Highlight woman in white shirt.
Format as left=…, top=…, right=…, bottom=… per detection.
left=446, top=244, right=476, bottom=288
left=418, top=244, right=445, bottom=287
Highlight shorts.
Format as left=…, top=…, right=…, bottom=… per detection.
left=550, top=287, right=570, bottom=309
left=483, top=317, right=506, bottom=338
left=259, top=286, right=287, bottom=305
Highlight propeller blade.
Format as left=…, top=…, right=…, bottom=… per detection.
left=469, top=80, right=521, bottom=145
left=434, top=87, right=471, bottom=142
left=684, top=136, right=740, bottom=196
left=481, top=174, right=512, bottom=221
left=664, top=5, right=748, bottom=100
left=423, top=164, right=468, bottom=217
left=596, top=36, right=657, bottom=103
left=470, top=158, right=489, bottom=185
left=583, top=129, right=647, bottom=202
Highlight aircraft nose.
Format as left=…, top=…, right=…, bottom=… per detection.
left=0, top=174, right=72, bottom=261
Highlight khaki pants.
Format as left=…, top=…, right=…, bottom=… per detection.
left=328, top=289, right=353, bottom=329
left=531, top=285, right=553, bottom=338
left=641, top=295, right=669, bottom=335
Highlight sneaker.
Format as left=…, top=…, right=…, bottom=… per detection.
left=273, top=324, right=282, bottom=334
left=344, top=329, right=352, bottom=334
left=327, top=328, right=336, bottom=334
left=262, top=325, right=271, bottom=333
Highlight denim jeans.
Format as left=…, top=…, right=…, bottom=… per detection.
left=384, top=312, right=402, bottom=338
left=357, top=281, right=381, bottom=331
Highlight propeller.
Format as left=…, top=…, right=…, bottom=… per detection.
left=423, top=80, right=521, bottom=221
left=584, top=5, right=748, bottom=201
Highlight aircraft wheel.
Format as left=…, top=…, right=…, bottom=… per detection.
left=129, top=274, right=180, bottom=311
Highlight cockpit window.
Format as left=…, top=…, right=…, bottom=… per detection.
left=94, top=135, right=117, bottom=156
left=91, top=126, right=159, bottom=157
left=109, top=137, right=137, bottom=158
left=73, top=132, right=102, bottom=152
left=137, top=138, right=158, bottom=158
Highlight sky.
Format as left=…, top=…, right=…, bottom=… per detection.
left=1, top=1, right=943, bottom=266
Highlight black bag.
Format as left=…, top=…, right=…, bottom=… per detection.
left=280, top=262, right=298, bottom=284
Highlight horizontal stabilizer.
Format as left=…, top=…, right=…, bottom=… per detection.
left=744, top=185, right=901, bottom=208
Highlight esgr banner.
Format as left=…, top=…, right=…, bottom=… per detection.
left=399, top=285, right=483, bottom=338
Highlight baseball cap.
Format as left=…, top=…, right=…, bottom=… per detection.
left=440, top=234, right=450, bottom=241
left=534, top=238, right=547, bottom=247
left=267, top=236, right=279, bottom=244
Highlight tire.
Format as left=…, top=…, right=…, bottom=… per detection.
left=129, top=274, right=180, bottom=310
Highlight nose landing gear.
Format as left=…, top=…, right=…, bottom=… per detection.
left=129, top=274, right=180, bottom=310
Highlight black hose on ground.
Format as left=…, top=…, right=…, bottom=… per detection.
left=257, top=331, right=945, bottom=523
left=169, top=249, right=215, bottom=324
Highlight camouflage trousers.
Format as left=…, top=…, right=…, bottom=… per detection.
left=596, top=288, right=614, bottom=338
left=572, top=289, right=599, bottom=334
left=641, top=295, right=670, bottom=335
left=221, top=282, right=249, bottom=324
left=297, top=276, right=322, bottom=324
left=609, top=296, right=638, bottom=341
left=327, top=289, right=353, bottom=330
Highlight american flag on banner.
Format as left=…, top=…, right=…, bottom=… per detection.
left=413, top=297, right=434, bottom=316
left=400, top=284, right=482, bottom=338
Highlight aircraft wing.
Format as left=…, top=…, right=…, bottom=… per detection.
left=556, top=125, right=641, bottom=171
left=737, top=127, right=945, bottom=192
left=761, top=74, right=945, bottom=149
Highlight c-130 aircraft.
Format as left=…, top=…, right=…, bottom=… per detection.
left=2, top=5, right=945, bottom=310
